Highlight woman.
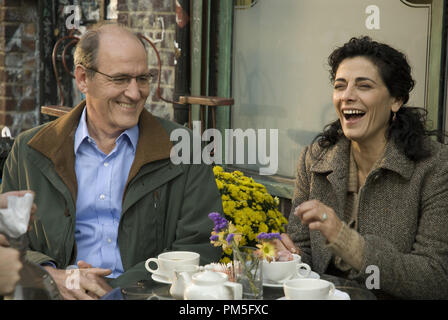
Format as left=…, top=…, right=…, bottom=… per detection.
left=278, top=36, right=448, bottom=299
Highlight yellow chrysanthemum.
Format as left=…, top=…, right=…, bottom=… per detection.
left=216, top=179, right=224, bottom=190
left=211, top=166, right=288, bottom=262
left=256, top=242, right=276, bottom=262
left=213, top=166, right=224, bottom=174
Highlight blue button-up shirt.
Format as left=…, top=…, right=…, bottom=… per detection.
left=74, top=107, right=139, bottom=278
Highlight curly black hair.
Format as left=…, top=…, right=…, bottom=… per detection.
left=315, top=36, right=443, bottom=161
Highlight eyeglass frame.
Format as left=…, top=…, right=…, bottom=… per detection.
left=81, top=65, right=154, bottom=88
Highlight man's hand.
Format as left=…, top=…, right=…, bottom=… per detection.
left=0, top=245, right=22, bottom=295
left=0, top=234, right=9, bottom=247
left=43, top=266, right=113, bottom=300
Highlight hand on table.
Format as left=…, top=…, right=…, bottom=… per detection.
left=43, top=263, right=113, bottom=300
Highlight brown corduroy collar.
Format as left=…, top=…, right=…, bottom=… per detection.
left=28, top=100, right=173, bottom=204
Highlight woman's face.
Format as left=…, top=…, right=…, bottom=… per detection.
left=333, top=56, right=402, bottom=147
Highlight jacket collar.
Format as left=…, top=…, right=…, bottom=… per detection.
left=310, top=136, right=415, bottom=180
left=28, top=100, right=173, bottom=203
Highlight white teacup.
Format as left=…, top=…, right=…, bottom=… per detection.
left=283, top=278, right=335, bottom=300
left=262, top=254, right=311, bottom=283
left=145, top=251, right=200, bottom=281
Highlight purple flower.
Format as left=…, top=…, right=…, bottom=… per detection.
left=208, top=212, right=228, bottom=232
left=257, top=232, right=281, bottom=241
left=210, top=235, right=219, bottom=242
left=226, top=233, right=235, bottom=243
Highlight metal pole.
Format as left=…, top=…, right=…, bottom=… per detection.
left=173, top=0, right=190, bottom=126
left=216, top=0, right=234, bottom=166
left=190, top=0, right=203, bottom=125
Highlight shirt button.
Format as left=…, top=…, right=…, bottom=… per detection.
left=99, top=194, right=106, bottom=200
left=104, top=162, right=109, bottom=167
left=107, top=238, right=112, bottom=244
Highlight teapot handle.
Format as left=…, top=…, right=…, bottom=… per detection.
left=224, top=281, right=242, bottom=300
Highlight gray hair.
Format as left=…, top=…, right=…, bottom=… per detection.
left=73, top=22, right=145, bottom=78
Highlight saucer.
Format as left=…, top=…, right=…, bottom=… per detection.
left=151, top=273, right=172, bottom=285
left=263, top=271, right=320, bottom=288
left=277, top=289, right=350, bottom=300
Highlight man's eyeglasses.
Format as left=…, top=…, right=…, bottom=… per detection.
left=84, top=66, right=153, bottom=88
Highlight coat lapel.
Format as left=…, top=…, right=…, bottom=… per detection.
left=307, top=139, right=351, bottom=272
left=310, top=138, right=351, bottom=221
left=27, top=102, right=85, bottom=205
left=125, top=109, right=173, bottom=190
left=373, top=139, right=415, bottom=180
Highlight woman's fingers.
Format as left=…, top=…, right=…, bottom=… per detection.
left=293, top=199, right=342, bottom=243
left=280, top=233, right=300, bottom=254
left=295, top=200, right=332, bottom=224
left=273, top=233, right=301, bottom=258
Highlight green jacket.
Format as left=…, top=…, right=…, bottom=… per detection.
left=0, top=101, right=222, bottom=288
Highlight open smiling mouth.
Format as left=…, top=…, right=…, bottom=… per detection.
left=342, top=109, right=366, bottom=121
left=118, top=102, right=137, bottom=110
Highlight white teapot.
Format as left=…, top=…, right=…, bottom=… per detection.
left=170, top=265, right=202, bottom=300
left=182, top=270, right=242, bottom=300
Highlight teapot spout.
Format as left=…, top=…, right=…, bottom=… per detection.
left=179, top=271, right=192, bottom=285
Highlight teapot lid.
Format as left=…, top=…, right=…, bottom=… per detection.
left=192, top=270, right=228, bottom=284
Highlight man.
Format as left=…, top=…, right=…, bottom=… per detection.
left=1, top=23, right=222, bottom=300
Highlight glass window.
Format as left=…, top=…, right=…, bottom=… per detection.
left=231, top=0, right=431, bottom=180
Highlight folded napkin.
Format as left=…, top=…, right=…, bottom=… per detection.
left=0, top=193, right=34, bottom=238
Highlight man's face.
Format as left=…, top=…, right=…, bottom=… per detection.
left=83, top=30, right=150, bottom=135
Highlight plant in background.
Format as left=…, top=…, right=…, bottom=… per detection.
left=212, top=165, right=288, bottom=263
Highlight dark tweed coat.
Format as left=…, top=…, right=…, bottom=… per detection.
left=287, top=137, right=448, bottom=299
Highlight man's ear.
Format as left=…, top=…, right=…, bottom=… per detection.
left=75, top=65, right=88, bottom=94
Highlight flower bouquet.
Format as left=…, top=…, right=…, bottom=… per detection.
left=209, top=212, right=283, bottom=299
left=212, top=166, right=288, bottom=263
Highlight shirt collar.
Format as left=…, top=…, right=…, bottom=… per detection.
left=74, top=106, right=139, bottom=154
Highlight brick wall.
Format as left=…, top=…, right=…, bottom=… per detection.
left=117, top=0, right=176, bottom=120
left=0, top=0, right=177, bottom=136
left=0, top=0, right=39, bottom=136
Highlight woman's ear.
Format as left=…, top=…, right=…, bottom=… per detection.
left=391, top=98, right=403, bottom=113
left=75, top=65, right=88, bottom=94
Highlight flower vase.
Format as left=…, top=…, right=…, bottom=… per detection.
left=233, top=246, right=263, bottom=300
